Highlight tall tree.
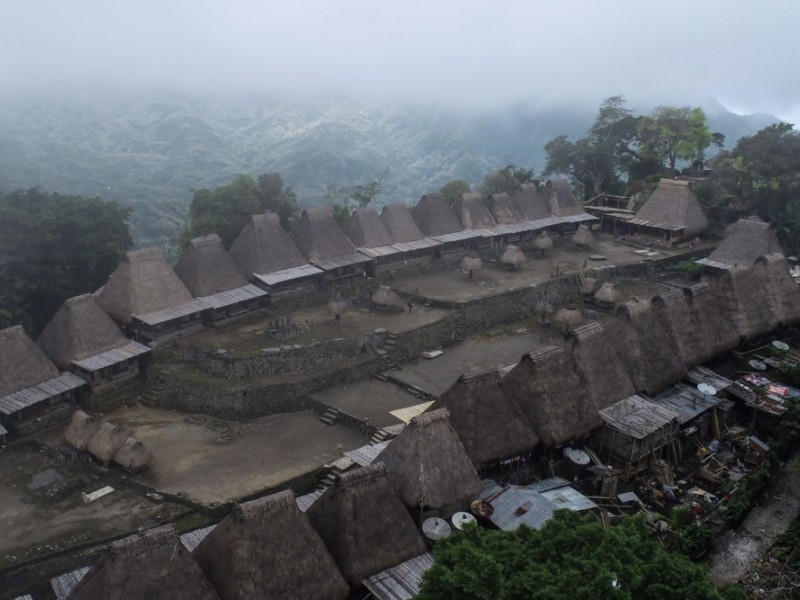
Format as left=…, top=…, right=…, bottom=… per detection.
left=0, top=188, right=132, bottom=333
left=325, top=168, right=389, bottom=227
left=440, top=179, right=471, bottom=204
left=479, top=165, right=534, bottom=197
left=637, top=106, right=721, bottom=172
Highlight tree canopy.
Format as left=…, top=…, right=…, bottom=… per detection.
left=418, top=511, right=745, bottom=600
left=440, top=179, right=471, bottom=204
left=0, top=188, right=132, bottom=333
left=325, top=168, right=389, bottom=227
left=637, top=106, right=721, bottom=173
left=479, top=165, right=535, bottom=197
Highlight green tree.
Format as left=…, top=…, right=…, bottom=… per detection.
left=256, top=172, right=300, bottom=231
left=0, top=188, right=132, bottom=333
left=325, top=168, right=389, bottom=228
left=479, top=165, right=534, bottom=197
left=440, top=179, right=471, bottom=204
left=637, top=106, right=721, bottom=173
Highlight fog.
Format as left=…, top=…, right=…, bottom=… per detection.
left=3, top=0, right=799, bottom=121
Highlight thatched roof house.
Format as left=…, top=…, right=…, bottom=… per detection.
left=306, top=463, right=427, bottom=587
left=114, top=437, right=151, bottom=472
left=380, top=204, right=425, bottom=243
left=635, top=179, right=708, bottom=238
left=554, top=307, right=583, bottom=328
left=193, top=490, right=349, bottom=600
left=371, top=285, right=402, bottom=308
left=511, top=184, right=551, bottom=221
left=486, top=192, right=523, bottom=225
left=347, top=208, right=394, bottom=248
left=291, top=207, right=357, bottom=260
left=755, top=253, right=800, bottom=327
left=540, top=179, right=585, bottom=217
left=698, top=217, right=783, bottom=269
left=87, top=422, right=126, bottom=464
left=64, top=410, right=99, bottom=451
left=376, top=408, right=482, bottom=509
left=452, top=193, right=497, bottom=230
left=572, top=224, right=594, bottom=246
left=175, top=234, right=249, bottom=296
left=66, top=525, right=220, bottom=600
left=96, top=247, right=199, bottom=325
left=0, top=325, right=60, bottom=399
left=411, top=193, right=463, bottom=237
left=432, top=368, right=538, bottom=463
left=594, top=282, right=618, bottom=305
left=229, top=213, right=307, bottom=277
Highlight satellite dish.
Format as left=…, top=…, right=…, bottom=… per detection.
left=773, top=340, right=790, bottom=351
left=749, top=359, right=767, bottom=371
left=451, top=511, right=477, bottom=530
left=422, top=517, right=452, bottom=541
left=697, top=383, right=717, bottom=396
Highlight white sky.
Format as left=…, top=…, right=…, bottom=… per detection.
left=2, top=0, right=799, bottom=121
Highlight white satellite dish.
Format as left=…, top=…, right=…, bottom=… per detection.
left=451, top=511, right=477, bottom=530
left=749, top=359, right=767, bottom=371
left=697, top=383, right=717, bottom=396
left=773, top=340, right=790, bottom=351
left=422, top=517, right=452, bottom=541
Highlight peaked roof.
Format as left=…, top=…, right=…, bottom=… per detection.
left=96, top=247, right=195, bottom=324
left=411, top=193, right=463, bottom=236
left=174, top=234, right=248, bottom=297
left=291, top=207, right=356, bottom=260
left=452, top=193, right=497, bottom=230
left=346, top=208, right=394, bottom=248
left=540, top=179, right=585, bottom=217
left=193, top=490, right=349, bottom=600
left=635, top=179, right=709, bottom=237
left=0, top=325, right=60, bottom=398
left=306, top=462, right=427, bottom=586
left=486, top=192, right=523, bottom=225
left=67, top=525, right=220, bottom=600
left=229, top=213, right=306, bottom=277
left=380, top=203, right=425, bottom=243
left=701, top=217, right=784, bottom=268
left=511, top=184, right=551, bottom=220
left=37, top=294, right=131, bottom=370
left=376, top=408, right=482, bottom=509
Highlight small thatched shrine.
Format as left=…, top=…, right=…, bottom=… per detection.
left=380, top=204, right=426, bottom=243
left=634, top=179, right=708, bottom=240
left=452, top=192, right=496, bottom=230
left=370, top=286, right=402, bottom=311
left=460, top=256, right=482, bottom=277
left=533, top=233, right=553, bottom=256
left=113, top=437, right=151, bottom=472
left=229, top=213, right=307, bottom=277
left=554, top=307, right=583, bottom=328
left=411, top=193, right=463, bottom=237
left=501, top=245, right=526, bottom=270
left=306, top=462, right=427, bottom=587
left=540, top=179, right=585, bottom=217
left=64, top=410, right=99, bottom=451
left=193, top=490, right=349, bottom=600
left=66, top=525, right=220, bottom=600
left=346, top=208, right=394, bottom=249
left=87, top=422, right=127, bottom=464
left=572, top=224, right=594, bottom=247
left=376, top=408, right=482, bottom=510
left=486, top=192, right=523, bottom=225
left=593, top=282, right=618, bottom=306
left=698, top=217, right=783, bottom=270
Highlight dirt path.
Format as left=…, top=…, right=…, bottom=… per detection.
left=708, top=459, right=800, bottom=585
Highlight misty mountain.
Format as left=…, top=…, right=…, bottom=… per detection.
left=0, top=92, right=778, bottom=250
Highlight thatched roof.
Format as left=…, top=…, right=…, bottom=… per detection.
left=486, top=192, right=523, bottom=225
left=432, top=368, right=539, bottom=463
left=193, top=490, right=349, bottom=600
left=572, top=224, right=594, bottom=246
left=702, top=217, right=783, bottom=268
left=306, top=463, right=427, bottom=586
left=581, top=277, right=598, bottom=295
left=291, top=207, right=356, bottom=260
left=114, top=437, right=151, bottom=471
left=755, top=254, right=800, bottom=327
left=96, top=247, right=195, bottom=324
left=540, top=179, right=585, bottom=217
left=511, top=184, right=551, bottom=221
left=554, top=307, right=583, bottom=327
left=533, top=234, right=553, bottom=252
left=174, top=234, right=248, bottom=297
left=346, top=208, right=394, bottom=248
left=67, top=525, right=220, bottom=600
left=501, top=245, right=527, bottom=267
left=376, top=408, right=482, bottom=509
left=0, top=325, right=60, bottom=398
left=64, top=410, right=99, bottom=451
left=380, top=204, right=425, bottom=243
left=594, top=282, right=618, bottom=304
left=411, top=193, right=463, bottom=237
left=371, top=285, right=402, bottom=307
left=635, top=179, right=708, bottom=237
left=87, top=422, right=127, bottom=463
left=36, top=294, right=131, bottom=370
left=229, top=213, right=307, bottom=277
left=452, top=193, right=497, bottom=230
left=461, top=256, right=482, bottom=272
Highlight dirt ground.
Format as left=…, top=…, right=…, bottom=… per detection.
left=312, top=379, right=421, bottom=428
left=107, top=405, right=366, bottom=505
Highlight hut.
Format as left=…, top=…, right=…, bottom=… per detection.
left=192, top=490, right=349, bottom=600
left=64, top=410, right=99, bottom=451
left=346, top=208, right=394, bottom=249
left=500, top=245, right=526, bottom=270
left=432, top=368, right=539, bottom=464
left=532, top=233, right=553, bottom=256
left=376, top=408, right=482, bottom=511
left=571, top=224, right=594, bottom=247
left=66, top=525, right=220, bottom=600
left=96, top=247, right=205, bottom=342
left=580, top=277, right=597, bottom=296
left=486, top=192, right=523, bottom=226
left=306, top=462, right=427, bottom=587
left=697, top=217, right=783, bottom=270
left=460, top=256, right=482, bottom=278
left=174, top=234, right=266, bottom=322
left=511, top=184, right=551, bottom=222
left=630, top=179, right=708, bottom=242
left=380, top=203, right=426, bottom=243
left=37, top=294, right=151, bottom=387
left=87, top=422, right=127, bottom=465
left=413, top=194, right=478, bottom=260
left=0, top=325, right=84, bottom=435
left=113, top=437, right=151, bottom=472
left=540, top=179, right=585, bottom=219
left=229, top=213, right=322, bottom=297
left=452, top=192, right=496, bottom=230
left=593, top=282, right=618, bottom=306
left=291, top=207, right=373, bottom=280
left=554, top=307, right=583, bottom=328
left=370, top=286, right=403, bottom=312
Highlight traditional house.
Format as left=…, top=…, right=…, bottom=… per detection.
left=486, top=192, right=523, bottom=226
left=306, top=462, right=427, bottom=588
left=229, top=213, right=322, bottom=298
left=193, top=490, right=349, bottom=600
left=451, top=192, right=500, bottom=251
left=376, top=408, right=482, bottom=511
left=96, top=247, right=205, bottom=343
left=697, top=217, right=783, bottom=270
left=66, top=525, right=220, bottom=600
left=174, top=234, right=267, bottom=322
left=540, top=179, right=586, bottom=219
left=363, top=552, right=434, bottom=600
left=291, top=207, right=373, bottom=281
left=625, top=179, right=708, bottom=243
left=0, top=326, right=85, bottom=435
left=64, top=410, right=98, bottom=451
left=348, top=208, right=432, bottom=275
left=358, top=203, right=441, bottom=273
left=511, top=184, right=551, bottom=222
left=86, top=422, right=126, bottom=465
left=37, top=294, right=150, bottom=387
left=412, top=193, right=478, bottom=260
left=347, top=208, right=394, bottom=249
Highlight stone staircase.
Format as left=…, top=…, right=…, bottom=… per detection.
left=140, top=375, right=166, bottom=407
left=319, top=407, right=340, bottom=426
left=374, top=332, right=402, bottom=374
left=370, top=428, right=391, bottom=444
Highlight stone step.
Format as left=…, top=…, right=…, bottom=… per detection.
left=319, top=408, right=340, bottom=426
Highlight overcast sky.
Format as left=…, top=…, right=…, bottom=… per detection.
left=3, top=0, right=798, bottom=122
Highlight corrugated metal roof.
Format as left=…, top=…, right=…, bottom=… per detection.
left=133, top=299, right=206, bottom=326
left=344, top=440, right=391, bottom=466
left=0, top=372, right=85, bottom=416
left=357, top=238, right=441, bottom=258
left=179, top=524, right=217, bottom=552
left=539, top=486, right=598, bottom=512
left=430, top=230, right=481, bottom=243
left=696, top=257, right=735, bottom=270
left=13, top=595, right=34, bottom=600
left=196, top=283, right=267, bottom=310
left=526, top=477, right=571, bottom=493
left=652, top=383, right=730, bottom=425
left=254, top=263, right=324, bottom=286
left=310, top=252, right=374, bottom=271
left=685, top=367, right=734, bottom=392
left=363, top=552, right=434, bottom=600
left=0, top=423, right=8, bottom=435
left=296, top=489, right=324, bottom=512
left=486, top=485, right=559, bottom=531
left=51, top=566, right=91, bottom=599
left=72, top=340, right=151, bottom=372
left=599, top=395, right=679, bottom=439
